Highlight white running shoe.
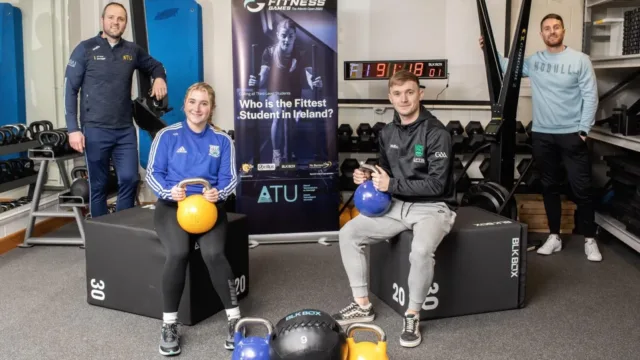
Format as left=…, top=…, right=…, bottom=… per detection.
left=537, top=234, right=562, bottom=255
left=584, top=238, right=602, bottom=262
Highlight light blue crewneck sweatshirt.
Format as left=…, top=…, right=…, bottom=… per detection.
left=499, top=46, right=599, bottom=134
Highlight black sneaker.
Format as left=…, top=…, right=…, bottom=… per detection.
left=225, top=317, right=244, bottom=350
left=399, top=313, right=421, bottom=348
left=332, top=302, right=375, bottom=326
left=159, top=322, right=180, bottom=356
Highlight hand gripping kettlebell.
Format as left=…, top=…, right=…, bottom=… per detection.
left=346, top=323, right=389, bottom=360
left=231, top=317, right=273, bottom=360
left=176, top=178, right=218, bottom=234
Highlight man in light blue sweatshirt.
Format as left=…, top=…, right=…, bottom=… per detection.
left=480, top=13, right=602, bottom=262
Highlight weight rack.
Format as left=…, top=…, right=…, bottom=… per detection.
left=19, top=146, right=85, bottom=247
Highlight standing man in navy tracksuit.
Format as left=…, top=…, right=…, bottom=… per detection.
left=64, top=2, right=168, bottom=218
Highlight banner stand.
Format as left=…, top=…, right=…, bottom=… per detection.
left=231, top=0, right=340, bottom=239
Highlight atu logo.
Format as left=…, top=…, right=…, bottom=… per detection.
left=244, top=0, right=266, bottom=12
left=257, top=185, right=298, bottom=203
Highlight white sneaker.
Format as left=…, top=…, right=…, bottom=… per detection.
left=537, top=234, right=562, bottom=255
left=584, top=238, right=602, bottom=262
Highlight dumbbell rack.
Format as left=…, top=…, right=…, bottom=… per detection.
left=19, top=146, right=85, bottom=247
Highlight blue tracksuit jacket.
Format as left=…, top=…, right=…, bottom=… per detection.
left=64, top=32, right=166, bottom=132
left=145, top=121, right=237, bottom=202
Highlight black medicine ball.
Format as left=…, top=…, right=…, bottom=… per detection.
left=269, top=309, right=347, bottom=360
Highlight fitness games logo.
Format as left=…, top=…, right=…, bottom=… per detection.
left=244, top=0, right=327, bottom=12
left=511, top=237, right=520, bottom=278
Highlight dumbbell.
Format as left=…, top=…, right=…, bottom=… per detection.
left=371, top=122, right=385, bottom=152
left=357, top=123, right=374, bottom=152
left=453, top=157, right=471, bottom=192
left=479, top=157, right=491, bottom=178
left=517, top=158, right=541, bottom=191
left=465, top=121, right=485, bottom=151
left=338, top=124, right=354, bottom=152
left=340, top=158, right=360, bottom=191
left=446, top=121, right=467, bottom=154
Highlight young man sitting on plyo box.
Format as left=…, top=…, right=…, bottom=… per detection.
left=332, top=70, right=457, bottom=348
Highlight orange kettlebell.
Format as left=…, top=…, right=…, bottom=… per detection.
left=176, top=178, right=218, bottom=234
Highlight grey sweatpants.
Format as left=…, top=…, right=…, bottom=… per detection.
left=339, top=199, right=456, bottom=312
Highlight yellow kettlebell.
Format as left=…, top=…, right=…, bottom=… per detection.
left=346, top=323, right=388, bottom=360
left=176, top=178, right=218, bottom=234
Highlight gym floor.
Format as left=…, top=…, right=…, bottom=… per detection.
left=1, top=225, right=639, bottom=360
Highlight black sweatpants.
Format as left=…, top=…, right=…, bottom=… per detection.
left=532, top=132, right=595, bottom=238
left=154, top=199, right=238, bottom=313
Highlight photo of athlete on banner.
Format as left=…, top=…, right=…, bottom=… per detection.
left=248, top=18, right=323, bottom=167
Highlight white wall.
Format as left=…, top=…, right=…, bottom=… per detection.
left=2, top=0, right=588, bottom=198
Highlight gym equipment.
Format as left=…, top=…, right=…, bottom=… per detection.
left=456, top=0, right=532, bottom=218
left=370, top=206, right=527, bottom=320
left=516, top=158, right=541, bottom=190
left=464, top=121, right=485, bottom=151
left=356, top=123, right=374, bottom=152
left=453, top=158, right=471, bottom=192
left=340, top=159, right=359, bottom=191
left=37, top=130, right=63, bottom=156
left=338, top=124, right=354, bottom=152
left=176, top=178, right=218, bottom=234
left=70, top=177, right=90, bottom=203
left=0, top=4, right=27, bottom=137
left=345, top=324, right=388, bottom=360
left=84, top=206, right=249, bottom=325
left=479, top=157, right=490, bottom=178
left=353, top=180, right=392, bottom=217
left=269, top=309, right=346, bottom=360
left=232, top=317, right=273, bottom=360
left=371, top=122, right=386, bottom=151
left=446, top=120, right=467, bottom=154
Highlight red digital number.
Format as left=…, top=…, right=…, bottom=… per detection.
left=393, top=63, right=403, bottom=75
left=414, top=62, right=424, bottom=76
left=438, top=69, right=443, bottom=77
left=429, top=68, right=435, bottom=77
left=377, top=63, right=386, bottom=77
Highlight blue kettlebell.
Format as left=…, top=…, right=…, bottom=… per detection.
left=232, top=317, right=274, bottom=360
left=354, top=179, right=392, bottom=217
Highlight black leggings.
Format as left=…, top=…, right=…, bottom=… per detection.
left=154, top=199, right=238, bottom=313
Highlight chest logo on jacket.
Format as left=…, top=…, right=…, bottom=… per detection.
left=414, top=144, right=424, bottom=157
left=209, top=145, right=220, bottom=158
left=122, top=55, right=133, bottom=61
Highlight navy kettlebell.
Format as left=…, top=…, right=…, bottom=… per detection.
left=231, top=317, right=274, bottom=360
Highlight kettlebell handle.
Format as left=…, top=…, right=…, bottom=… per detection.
left=234, top=317, right=274, bottom=335
left=346, top=323, right=387, bottom=342
left=177, top=177, right=211, bottom=190
left=359, top=163, right=380, bottom=174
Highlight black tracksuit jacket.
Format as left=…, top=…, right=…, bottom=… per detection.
left=377, top=106, right=457, bottom=208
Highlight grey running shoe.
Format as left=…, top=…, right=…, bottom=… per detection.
left=159, top=322, right=180, bottom=356
left=399, top=313, right=421, bottom=348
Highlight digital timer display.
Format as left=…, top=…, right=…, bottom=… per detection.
left=344, top=60, right=448, bottom=80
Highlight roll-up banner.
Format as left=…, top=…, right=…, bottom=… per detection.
left=232, top=0, right=339, bottom=238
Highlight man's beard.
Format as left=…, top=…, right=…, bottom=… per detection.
left=104, top=27, right=123, bottom=39
left=544, top=35, right=563, bottom=47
